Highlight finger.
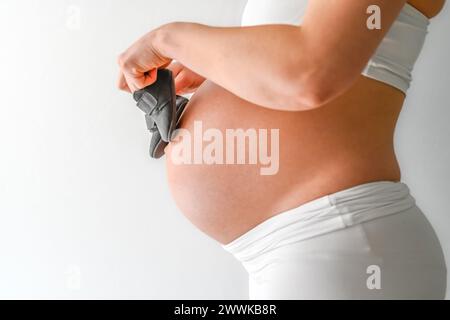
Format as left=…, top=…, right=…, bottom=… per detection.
left=160, top=61, right=172, bottom=69
left=174, top=69, right=193, bottom=94
left=117, top=72, right=131, bottom=93
left=166, top=61, right=183, bottom=77
left=125, top=68, right=158, bottom=93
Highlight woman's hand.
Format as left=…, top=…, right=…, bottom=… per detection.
left=117, top=27, right=171, bottom=93
left=166, top=61, right=206, bottom=95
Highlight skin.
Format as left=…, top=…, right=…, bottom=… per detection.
left=118, top=0, right=445, bottom=244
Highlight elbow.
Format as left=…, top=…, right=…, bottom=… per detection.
left=279, top=61, right=357, bottom=111
left=271, top=65, right=333, bottom=111
left=267, top=76, right=330, bottom=111
left=283, top=79, right=335, bottom=111
left=287, top=74, right=358, bottom=111
left=293, top=84, right=331, bottom=111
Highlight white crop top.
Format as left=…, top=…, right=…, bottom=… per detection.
left=241, top=0, right=430, bottom=94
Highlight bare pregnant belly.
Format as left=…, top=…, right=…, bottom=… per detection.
left=165, top=77, right=404, bottom=244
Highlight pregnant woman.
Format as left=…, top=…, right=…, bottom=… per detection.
left=117, top=0, right=447, bottom=299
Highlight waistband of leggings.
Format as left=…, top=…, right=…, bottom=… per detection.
left=222, top=180, right=416, bottom=262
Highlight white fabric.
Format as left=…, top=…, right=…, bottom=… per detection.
left=222, top=181, right=447, bottom=299
left=241, top=1, right=430, bottom=94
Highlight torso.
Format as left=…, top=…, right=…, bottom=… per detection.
left=165, top=0, right=445, bottom=244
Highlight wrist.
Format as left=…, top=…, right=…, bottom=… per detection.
left=152, top=22, right=184, bottom=60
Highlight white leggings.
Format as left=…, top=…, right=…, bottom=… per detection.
left=222, top=181, right=447, bottom=299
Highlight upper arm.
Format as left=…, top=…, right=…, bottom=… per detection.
left=297, top=0, right=407, bottom=104
left=408, top=0, right=446, bottom=18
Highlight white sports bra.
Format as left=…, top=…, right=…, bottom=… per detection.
left=241, top=0, right=430, bottom=94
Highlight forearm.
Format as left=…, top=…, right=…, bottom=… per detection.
left=120, top=1, right=407, bottom=108
left=155, top=22, right=323, bottom=111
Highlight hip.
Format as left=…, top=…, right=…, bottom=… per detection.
left=221, top=181, right=447, bottom=299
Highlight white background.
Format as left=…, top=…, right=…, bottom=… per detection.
left=0, top=0, right=448, bottom=299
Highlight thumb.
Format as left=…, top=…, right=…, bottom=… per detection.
left=126, top=68, right=158, bottom=93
